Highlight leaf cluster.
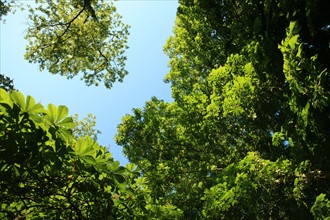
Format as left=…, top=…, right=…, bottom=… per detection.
left=0, top=89, right=182, bottom=219
left=116, top=0, right=330, bottom=218
left=25, top=0, right=130, bottom=88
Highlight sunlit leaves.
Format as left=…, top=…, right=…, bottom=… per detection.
left=0, top=88, right=184, bottom=219
left=222, top=75, right=257, bottom=117
left=75, top=136, right=98, bottom=157
left=25, top=0, right=129, bottom=88
left=42, top=103, right=74, bottom=141
left=0, top=0, right=18, bottom=21
left=0, top=88, right=13, bottom=109
left=4, top=0, right=328, bottom=218
left=44, top=104, right=72, bottom=127
left=72, top=113, right=101, bottom=140
left=311, top=194, right=330, bottom=219
left=202, top=152, right=296, bottom=219
left=117, top=0, right=330, bottom=219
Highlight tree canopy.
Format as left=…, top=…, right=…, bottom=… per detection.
left=1, top=0, right=330, bottom=219
left=24, top=0, right=129, bottom=88
left=116, top=0, right=330, bottom=218
left=0, top=1, right=183, bottom=218
left=0, top=88, right=183, bottom=219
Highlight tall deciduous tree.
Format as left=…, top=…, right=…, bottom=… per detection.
left=116, top=0, right=330, bottom=218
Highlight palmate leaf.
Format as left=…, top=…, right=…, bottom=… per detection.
left=10, top=91, right=25, bottom=109
left=43, top=104, right=75, bottom=141
left=25, top=95, right=44, bottom=114
left=73, top=137, right=118, bottom=174
left=46, top=104, right=66, bottom=124
left=45, top=104, right=74, bottom=128
left=56, top=105, right=68, bottom=123
left=7, top=90, right=44, bottom=123
left=74, top=136, right=98, bottom=158
left=10, top=90, right=44, bottom=114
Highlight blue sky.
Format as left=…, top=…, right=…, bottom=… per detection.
left=0, top=1, right=178, bottom=164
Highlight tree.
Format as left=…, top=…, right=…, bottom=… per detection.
left=116, top=0, right=330, bottom=218
left=2, top=0, right=330, bottom=218
left=0, top=88, right=182, bottom=219
left=24, top=0, right=129, bottom=88
left=0, top=1, right=185, bottom=218
left=0, top=0, right=185, bottom=219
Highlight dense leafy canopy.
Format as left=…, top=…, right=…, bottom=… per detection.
left=0, top=89, right=182, bottom=219
left=2, top=0, right=330, bottom=218
left=1, top=1, right=184, bottom=218
left=116, top=0, right=330, bottom=218
left=25, top=0, right=129, bottom=88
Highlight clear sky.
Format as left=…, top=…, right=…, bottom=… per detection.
left=0, top=0, right=178, bottom=164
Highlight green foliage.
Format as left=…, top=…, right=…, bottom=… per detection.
left=311, top=194, right=330, bottom=220
left=2, top=0, right=330, bottom=218
left=0, top=89, right=182, bottom=219
left=202, top=152, right=303, bottom=219
left=0, top=74, right=14, bottom=91
left=24, top=0, right=130, bottom=88
left=0, top=0, right=13, bottom=20
left=72, top=113, right=101, bottom=141
left=117, top=0, right=330, bottom=218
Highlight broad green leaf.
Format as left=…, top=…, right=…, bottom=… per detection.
left=301, top=102, right=310, bottom=127
left=45, top=103, right=73, bottom=128
left=0, top=89, right=13, bottom=113
left=0, top=89, right=12, bottom=106
left=56, top=105, right=69, bottom=123
left=98, top=172, right=107, bottom=181
left=46, top=103, right=57, bottom=123
left=81, top=155, right=96, bottom=165
left=10, top=91, right=25, bottom=109
left=74, top=137, right=97, bottom=157
left=111, top=161, right=120, bottom=171
left=311, top=194, right=330, bottom=219
left=25, top=95, right=44, bottom=115
left=58, top=116, right=75, bottom=129
left=126, top=163, right=137, bottom=172
left=288, top=35, right=299, bottom=49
